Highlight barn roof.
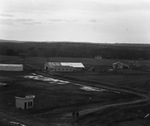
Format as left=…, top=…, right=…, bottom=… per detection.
left=47, top=62, right=61, bottom=67
left=47, top=62, right=85, bottom=68
left=61, top=62, right=85, bottom=68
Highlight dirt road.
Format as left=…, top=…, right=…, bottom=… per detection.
left=62, top=81, right=150, bottom=126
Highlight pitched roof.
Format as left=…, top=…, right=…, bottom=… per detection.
left=113, top=62, right=129, bottom=66
left=61, top=62, right=85, bottom=68
left=47, top=62, right=61, bottom=67
left=47, top=62, right=85, bottom=68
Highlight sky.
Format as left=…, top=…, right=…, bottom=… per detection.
left=0, top=0, right=150, bottom=43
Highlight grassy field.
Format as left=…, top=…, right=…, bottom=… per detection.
left=0, top=55, right=150, bottom=126
left=63, top=72, right=150, bottom=92
left=0, top=71, right=137, bottom=126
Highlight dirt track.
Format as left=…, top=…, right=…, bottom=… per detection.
left=49, top=75, right=150, bottom=125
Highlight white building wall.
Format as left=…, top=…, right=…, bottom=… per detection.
left=44, top=63, right=74, bottom=72
left=15, top=97, right=34, bottom=110
left=53, top=67, right=74, bottom=72
left=0, top=64, right=23, bottom=71
left=16, top=98, right=25, bottom=109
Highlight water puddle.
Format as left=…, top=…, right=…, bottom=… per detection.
left=24, top=73, right=121, bottom=94
left=113, top=91, right=121, bottom=94
left=0, top=82, right=7, bottom=86
left=9, top=121, right=26, bottom=126
left=144, top=113, right=150, bottom=118
left=24, top=73, right=69, bottom=84
left=80, top=86, right=107, bottom=92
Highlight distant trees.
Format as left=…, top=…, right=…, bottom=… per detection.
left=0, top=42, right=150, bottom=60
left=6, top=49, right=17, bottom=56
left=19, top=53, right=28, bottom=61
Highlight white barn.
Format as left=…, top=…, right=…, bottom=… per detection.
left=0, top=64, right=23, bottom=71
left=44, top=62, right=85, bottom=72
left=15, top=95, right=35, bottom=110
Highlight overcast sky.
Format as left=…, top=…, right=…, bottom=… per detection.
left=0, top=0, right=150, bottom=43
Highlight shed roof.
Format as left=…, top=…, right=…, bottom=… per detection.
left=113, top=62, right=129, bottom=66
left=15, top=95, right=35, bottom=100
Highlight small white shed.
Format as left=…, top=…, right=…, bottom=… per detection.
left=0, top=64, right=23, bottom=71
left=15, top=95, right=35, bottom=110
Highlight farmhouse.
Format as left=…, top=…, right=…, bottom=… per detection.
left=113, top=62, right=129, bottom=69
left=44, top=62, right=85, bottom=72
left=15, top=95, right=35, bottom=110
left=0, top=64, right=23, bottom=71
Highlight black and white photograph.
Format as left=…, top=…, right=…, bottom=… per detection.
left=0, top=0, right=150, bottom=126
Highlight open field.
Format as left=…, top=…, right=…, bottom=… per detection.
left=63, top=72, right=150, bottom=92
left=0, top=70, right=139, bottom=126
left=1, top=55, right=150, bottom=92
left=0, top=55, right=150, bottom=126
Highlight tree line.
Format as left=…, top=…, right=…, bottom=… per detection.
left=0, top=41, right=150, bottom=60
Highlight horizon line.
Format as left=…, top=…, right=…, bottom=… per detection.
left=0, top=39, right=150, bottom=45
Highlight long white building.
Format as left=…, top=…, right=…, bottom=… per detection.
left=44, top=62, right=85, bottom=72
left=0, top=64, right=23, bottom=71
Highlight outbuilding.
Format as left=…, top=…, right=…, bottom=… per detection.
left=95, top=56, right=102, bottom=59
left=0, top=64, right=23, bottom=71
left=15, top=95, right=35, bottom=110
left=113, top=62, right=129, bottom=69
